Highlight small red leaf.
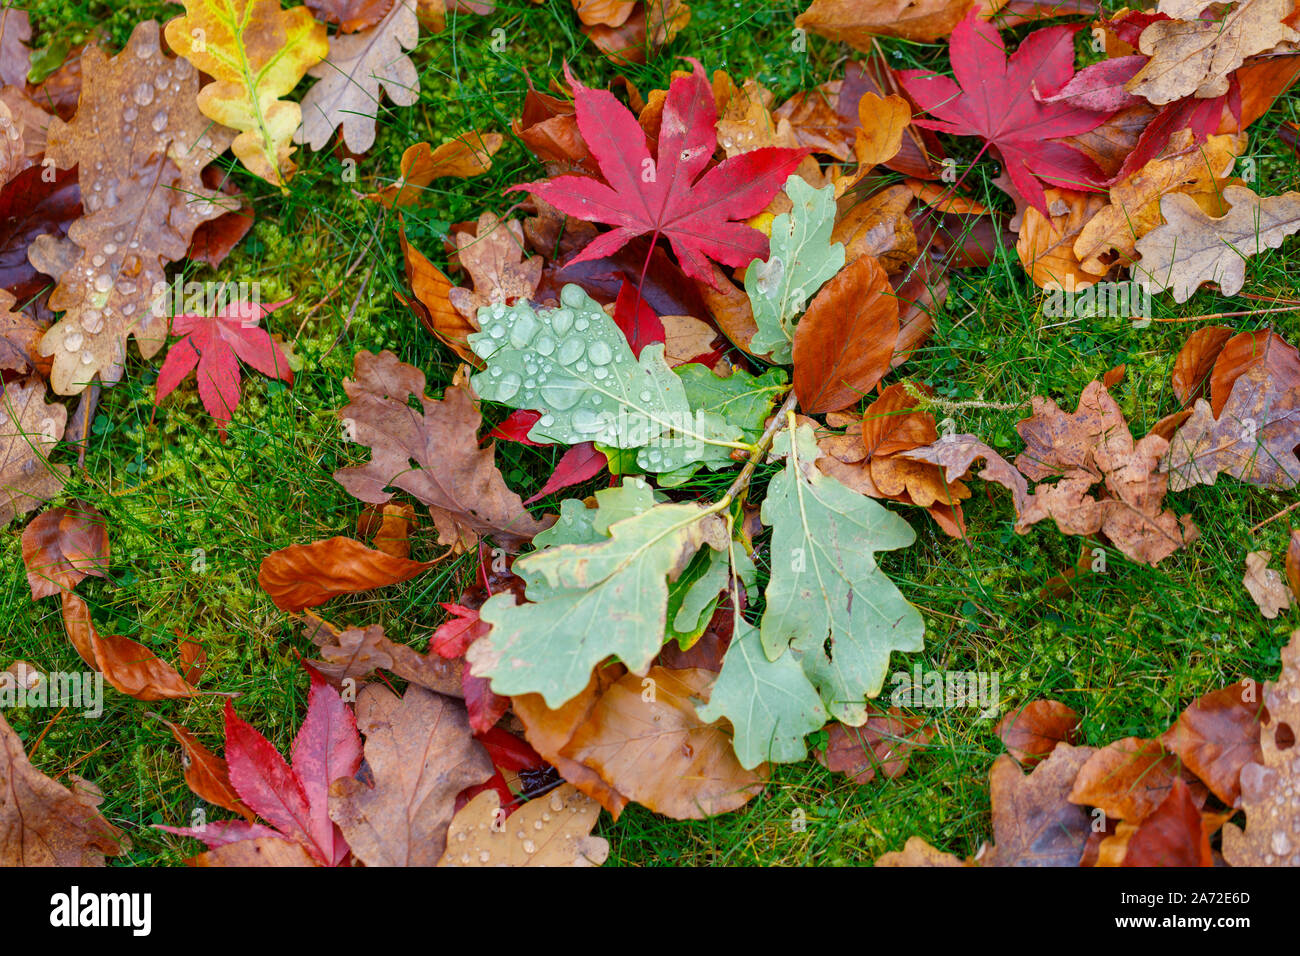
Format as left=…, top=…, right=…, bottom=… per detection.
left=524, top=442, right=607, bottom=504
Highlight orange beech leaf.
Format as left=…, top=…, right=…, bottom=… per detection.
left=1159, top=681, right=1262, bottom=807
left=995, top=700, right=1081, bottom=767
left=258, top=536, right=435, bottom=611
left=20, top=502, right=109, bottom=599
left=60, top=592, right=198, bottom=700
left=152, top=715, right=256, bottom=823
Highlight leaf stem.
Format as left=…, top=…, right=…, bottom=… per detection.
left=718, top=388, right=799, bottom=509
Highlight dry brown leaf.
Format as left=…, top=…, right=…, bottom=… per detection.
left=258, top=536, right=435, bottom=611
left=1016, top=187, right=1109, bottom=289
left=60, top=592, right=199, bottom=700
left=1223, top=629, right=1300, bottom=866
left=713, top=73, right=795, bottom=158
left=981, top=744, right=1095, bottom=866
left=329, top=683, right=493, bottom=866
left=1073, top=130, right=1241, bottom=276
left=399, top=223, right=480, bottom=366
left=303, top=616, right=465, bottom=697
left=363, top=502, right=415, bottom=558
left=876, top=835, right=969, bottom=866
left=153, top=715, right=257, bottom=823
left=1159, top=681, right=1263, bottom=807
left=1288, top=528, right=1300, bottom=599
left=0, top=9, right=31, bottom=88
left=306, top=0, right=397, bottom=32
left=0, top=708, right=124, bottom=865
left=1127, top=0, right=1299, bottom=105
left=333, top=349, right=550, bottom=549
left=0, top=289, right=43, bottom=374
left=831, top=184, right=917, bottom=272
left=189, top=836, right=319, bottom=867
left=660, top=313, right=721, bottom=366
left=1133, top=184, right=1300, bottom=303
left=861, top=381, right=938, bottom=458
left=815, top=708, right=932, bottom=785
left=447, top=212, right=544, bottom=322
left=853, top=91, right=910, bottom=170
left=0, top=378, right=68, bottom=528
left=995, top=700, right=1081, bottom=767
left=1171, top=325, right=1234, bottom=406
left=30, top=21, right=234, bottom=395
left=366, top=131, right=503, bottom=207
left=438, top=782, right=610, bottom=866
left=571, top=0, right=635, bottom=27
left=1243, top=550, right=1293, bottom=618
left=796, top=0, right=1007, bottom=45
left=20, top=502, right=110, bottom=599
left=1209, top=329, right=1299, bottom=417
left=792, top=253, right=899, bottom=413
left=1069, top=736, right=1206, bottom=823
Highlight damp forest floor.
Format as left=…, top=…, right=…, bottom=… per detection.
left=3, top=0, right=1299, bottom=866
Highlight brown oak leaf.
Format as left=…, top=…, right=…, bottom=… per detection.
left=1159, top=681, right=1263, bottom=807
left=438, top=782, right=609, bottom=866
left=996, top=700, right=1081, bottom=767
left=446, top=212, right=543, bottom=323
left=1, top=377, right=68, bottom=527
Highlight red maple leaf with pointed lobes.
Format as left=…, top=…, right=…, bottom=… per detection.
left=897, top=7, right=1108, bottom=215
left=155, top=667, right=362, bottom=866
left=507, top=59, right=809, bottom=284
left=155, top=297, right=295, bottom=439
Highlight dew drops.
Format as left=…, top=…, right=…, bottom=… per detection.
left=133, top=82, right=155, bottom=106
left=91, top=255, right=105, bottom=268
left=509, top=312, right=538, bottom=348
left=93, top=274, right=113, bottom=293
left=551, top=308, right=574, bottom=336
left=457, top=832, right=467, bottom=842
left=593, top=367, right=609, bottom=380
left=494, top=372, right=522, bottom=401
left=81, top=310, right=104, bottom=334
left=557, top=336, right=585, bottom=365
left=489, top=323, right=506, bottom=339
left=639, top=390, right=652, bottom=403
left=533, top=333, right=556, bottom=356
left=478, top=851, right=490, bottom=863
left=560, top=284, right=586, bottom=308
left=103, top=243, right=117, bottom=256
left=539, top=414, right=554, bottom=427
left=154, top=70, right=172, bottom=90
left=490, top=366, right=502, bottom=377
left=540, top=381, right=580, bottom=411
left=587, top=341, right=612, bottom=365
left=64, top=331, right=84, bottom=352
left=123, top=106, right=138, bottom=123
left=533, top=820, right=544, bottom=830
left=574, top=317, right=589, bottom=332
left=80, top=349, right=95, bottom=366
left=522, top=840, right=536, bottom=855
left=151, top=110, right=170, bottom=132
left=1273, top=832, right=1292, bottom=856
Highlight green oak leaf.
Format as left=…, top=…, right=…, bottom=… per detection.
left=746, top=175, right=845, bottom=363
left=697, top=620, right=828, bottom=769
left=760, top=423, right=924, bottom=725
left=666, top=545, right=730, bottom=648
left=469, top=284, right=744, bottom=472
left=468, top=501, right=728, bottom=707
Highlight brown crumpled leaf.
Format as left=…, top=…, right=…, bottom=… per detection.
left=0, top=708, right=124, bottom=865
left=399, top=223, right=480, bottom=366
left=796, top=0, right=1007, bottom=45
left=358, top=501, right=415, bottom=558
left=996, top=700, right=1081, bottom=767
left=1126, top=0, right=1299, bottom=105
left=1210, top=330, right=1299, bottom=417
left=792, top=253, right=899, bottom=413
left=302, top=616, right=465, bottom=698
left=334, top=350, right=550, bottom=550
left=1159, top=681, right=1263, bottom=807
left=513, top=665, right=766, bottom=821
left=1223, top=629, right=1300, bottom=866
left=512, top=74, right=588, bottom=167
left=1069, top=737, right=1206, bottom=824
left=366, top=131, right=503, bottom=207
left=258, top=536, right=436, bottom=611
left=1017, top=187, right=1108, bottom=290
left=1243, top=550, right=1294, bottom=619
left=447, top=212, right=543, bottom=322
left=153, top=715, right=257, bottom=823
left=815, top=707, right=932, bottom=785
left=876, top=835, right=969, bottom=866
left=329, top=683, right=493, bottom=867
left=20, top=502, right=110, bottom=599
left=1171, top=325, right=1234, bottom=407
left=189, top=836, right=319, bottom=867
left=29, top=21, right=235, bottom=395
left=0, top=10, right=31, bottom=88
left=1288, top=528, right=1300, bottom=599
left=1133, top=185, right=1300, bottom=303
left=831, top=184, right=917, bottom=273
left=0, top=289, right=44, bottom=374
left=438, top=782, right=610, bottom=867
left=61, top=592, right=198, bottom=700
left=980, top=744, right=1095, bottom=866
left=1, top=377, right=68, bottom=528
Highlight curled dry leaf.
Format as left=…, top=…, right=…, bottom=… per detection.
left=0, top=708, right=124, bottom=865
left=792, top=253, right=899, bottom=413
left=20, top=502, right=110, bottom=599
left=297, top=0, right=420, bottom=154
left=980, top=744, right=1095, bottom=866
left=1223, top=629, right=1300, bottom=866
left=1159, top=681, right=1262, bottom=807
left=1068, top=736, right=1205, bottom=824
left=366, top=131, right=504, bottom=207
left=1117, top=778, right=1214, bottom=867
left=0, top=289, right=43, bottom=374
left=0, top=377, right=68, bottom=528
left=329, top=683, right=493, bottom=866
left=153, top=715, right=257, bottom=823
left=815, top=707, right=932, bottom=785
left=31, top=21, right=236, bottom=396
left=258, top=536, right=435, bottom=611
left=1171, top=325, right=1234, bottom=407
left=399, top=224, right=480, bottom=366
left=165, top=0, right=329, bottom=186
left=438, top=783, right=610, bottom=866
left=333, top=349, right=551, bottom=549
left=1243, top=550, right=1293, bottom=619
left=1288, top=529, right=1300, bottom=599
left=303, top=616, right=464, bottom=698
left=995, top=700, right=1081, bottom=767
left=1209, top=330, right=1299, bottom=418
left=60, top=592, right=199, bottom=700
left=359, top=501, right=415, bottom=558
left=796, top=0, right=1008, bottom=45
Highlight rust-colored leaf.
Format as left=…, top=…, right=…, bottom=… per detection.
left=982, top=744, right=1094, bottom=866
left=154, top=715, right=257, bottom=823
left=20, top=502, right=109, bottom=599
left=815, top=708, right=932, bottom=785
left=996, top=700, right=1081, bottom=767
left=366, top=131, right=503, bottom=207
left=61, top=592, right=198, bottom=700
left=258, top=536, right=435, bottom=611
left=1171, top=325, right=1233, bottom=407
left=1159, top=681, right=1263, bottom=807
left=1069, top=736, right=1206, bottom=824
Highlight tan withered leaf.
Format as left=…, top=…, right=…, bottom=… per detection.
left=792, top=253, right=899, bottom=413
left=447, top=212, right=543, bottom=322
left=1171, top=325, right=1234, bottom=406
left=359, top=501, right=415, bottom=558
left=1209, top=329, right=1299, bottom=417
left=1127, top=0, right=1299, bottom=105
left=853, top=91, right=909, bottom=170
left=399, top=224, right=480, bottom=366
left=20, top=502, right=110, bottom=599
left=1073, top=130, right=1241, bottom=276
left=303, top=616, right=464, bottom=697
left=713, top=73, right=796, bottom=158
left=1069, top=737, right=1206, bottom=824
left=1159, top=681, right=1263, bottom=807
left=796, top=0, right=1007, bottom=45
left=1243, top=550, right=1293, bottom=619
left=258, top=536, right=435, bottom=611
left=1133, top=185, right=1300, bottom=303
left=189, top=836, right=318, bottom=867
left=297, top=0, right=419, bottom=154
left=1166, top=359, right=1300, bottom=492
left=61, top=592, right=198, bottom=700
left=980, top=744, right=1095, bottom=867
left=876, top=835, right=969, bottom=866
left=438, top=783, right=610, bottom=867
left=1, top=378, right=68, bottom=528
left=1016, top=188, right=1108, bottom=289
left=815, top=707, right=932, bottom=785
left=1288, top=529, right=1300, bottom=599
left=0, top=289, right=43, bottom=374
left=31, top=21, right=235, bottom=395
left=367, top=131, right=503, bottom=207
left=329, top=683, right=493, bottom=867
left=1223, top=629, right=1300, bottom=866
left=0, top=709, right=124, bottom=865
left=831, top=184, right=917, bottom=273
left=0, top=9, right=31, bottom=88
left=334, top=349, right=550, bottom=549
left=996, top=700, right=1081, bottom=767
left=152, top=715, right=257, bottom=823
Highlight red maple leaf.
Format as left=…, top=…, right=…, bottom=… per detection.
left=897, top=7, right=1108, bottom=215
left=507, top=60, right=808, bottom=284
left=156, top=667, right=362, bottom=866
left=155, top=297, right=294, bottom=439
